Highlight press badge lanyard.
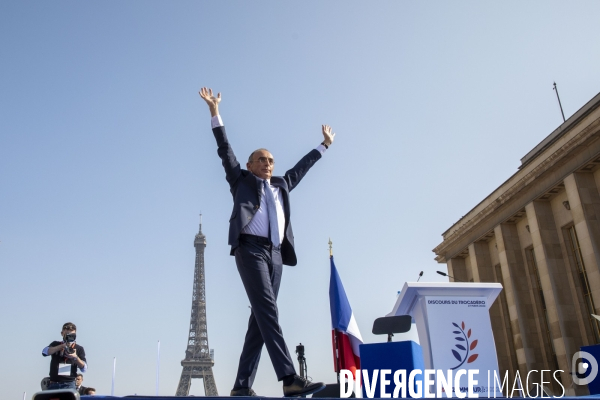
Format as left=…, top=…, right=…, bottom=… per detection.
left=58, top=341, right=75, bottom=376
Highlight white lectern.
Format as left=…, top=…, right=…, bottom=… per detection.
left=388, top=282, right=503, bottom=395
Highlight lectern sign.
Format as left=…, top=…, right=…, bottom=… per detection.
left=425, top=295, right=500, bottom=395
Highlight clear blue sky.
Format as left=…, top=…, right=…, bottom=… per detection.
left=2, top=1, right=600, bottom=398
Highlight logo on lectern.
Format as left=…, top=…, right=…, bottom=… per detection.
left=450, top=321, right=479, bottom=370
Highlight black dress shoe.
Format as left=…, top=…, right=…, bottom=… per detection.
left=230, top=387, right=257, bottom=396
left=283, top=375, right=325, bottom=397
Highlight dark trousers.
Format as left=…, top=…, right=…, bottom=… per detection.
left=233, top=235, right=296, bottom=389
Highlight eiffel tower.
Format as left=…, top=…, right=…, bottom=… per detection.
left=175, top=215, right=218, bottom=396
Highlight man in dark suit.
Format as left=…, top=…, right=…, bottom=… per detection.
left=75, top=373, right=87, bottom=395
left=199, top=88, right=334, bottom=397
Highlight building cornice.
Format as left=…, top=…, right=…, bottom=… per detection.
left=520, top=92, right=600, bottom=168
left=433, top=111, right=600, bottom=263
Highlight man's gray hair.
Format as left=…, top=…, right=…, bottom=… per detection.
left=248, top=148, right=270, bottom=163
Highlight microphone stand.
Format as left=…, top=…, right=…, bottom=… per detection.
left=436, top=271, right=466, bottom=282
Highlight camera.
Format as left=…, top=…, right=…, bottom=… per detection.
left=64, top=333, right=76, bottom=355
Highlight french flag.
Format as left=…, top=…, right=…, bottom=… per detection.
left=329, top=255, right=363, bottom=376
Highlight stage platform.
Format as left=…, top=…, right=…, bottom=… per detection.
left=77, top=396, right=599, bottom=399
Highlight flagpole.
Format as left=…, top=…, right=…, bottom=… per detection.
left=329, top=238, right=341, bottom=383
left=156, top=340, right=161, bottom=396
left=111, top=357, right=116, bottom=396
left=334, top=331, right=342, bottom=383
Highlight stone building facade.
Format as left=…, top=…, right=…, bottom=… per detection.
left=433, top=92, right=600, bottom=396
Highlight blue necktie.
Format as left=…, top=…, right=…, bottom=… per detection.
left=263, top=179, right=280, bottom=246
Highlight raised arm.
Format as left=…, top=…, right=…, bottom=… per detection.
left=285, top=124, right=336, bottom=191
left=199, top=87, right=221, bottom=117
left=199, top=88, right=243, bottom=187
left=321, top=124, right=335, bottom=148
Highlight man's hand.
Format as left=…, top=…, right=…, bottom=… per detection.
left=65, top=348, right=77, bottom=359
left=199, top=87, right=221, bottom=117
left=322, top=125, right=335, bottom=147
left=65, top=349, right=84, bottom=367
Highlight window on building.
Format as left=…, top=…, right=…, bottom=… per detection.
left=567, top=225, right=600, bottom=343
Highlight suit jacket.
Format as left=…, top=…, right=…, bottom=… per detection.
left=212, top=125, right=322, bottom=266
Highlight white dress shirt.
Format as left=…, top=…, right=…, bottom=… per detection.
left=242, top=179, right=286, bottom=244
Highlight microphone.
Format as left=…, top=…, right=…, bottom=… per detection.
left=417, top=271, right=423, bottom=282
left=436, top=271, right=466, bottom=282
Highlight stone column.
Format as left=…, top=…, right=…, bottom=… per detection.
left=447, top=257, right=468, bottom=282
left=468, top=242, right=495, bottom=282
left=526, top=200, right=586, bottom=392
left=468, top=241, right=513, bottom=383
left=564, top=172, right=600, bottom=310
left=495, top=223, right=546, bottom=376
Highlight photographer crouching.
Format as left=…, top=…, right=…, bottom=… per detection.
left=41, top=322, right=87, bottom=390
